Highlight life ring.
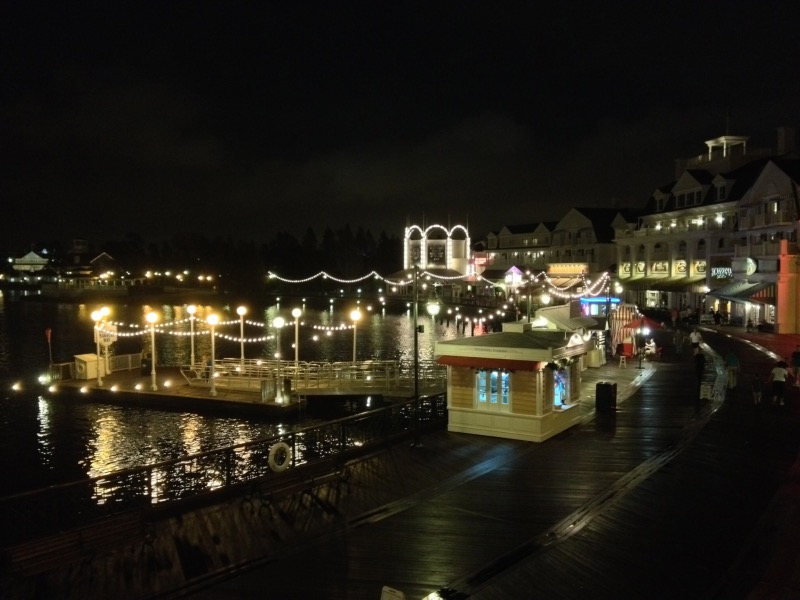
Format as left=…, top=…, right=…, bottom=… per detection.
left=76, top=362, right=86, bottom=377
left=268, top=442, right=292, bottom=472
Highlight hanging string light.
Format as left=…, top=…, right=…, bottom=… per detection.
left=97, top=269, right=611, bottom=344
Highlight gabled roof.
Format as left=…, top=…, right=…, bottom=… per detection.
left=562, top=208, right=635, bottom=244
left=501, top=224, right=539, bottom=234
left=683, top=169, right=716, bottom=185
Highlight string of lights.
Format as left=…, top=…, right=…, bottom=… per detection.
left=92, top=269, right=612, bottom=343
left=268, top=268, right=611, bottom=300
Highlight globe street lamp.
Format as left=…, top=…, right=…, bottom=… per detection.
left=237, top=305, right=247, bottom=368
left=273, top=316, right=285, bottom=403
left=636, top=326, right=650, bottom=369
left=90, top=307, right=109, bottom=386
left=427, top=299, right=440, bottom=321
left=292, top=307, right=302, bottom=367
left=207, top=314, right=218, bottom=396
left=350, top=309, right=361, bottom=363
left=187, top=304, right=197, bottom=369
left=146, top=311, right=158, bottom=391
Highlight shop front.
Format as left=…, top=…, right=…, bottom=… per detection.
left=434, top=325, right=593, bottom=442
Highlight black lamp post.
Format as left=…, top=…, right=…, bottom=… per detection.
left=412, top=265, right=422, bottom=447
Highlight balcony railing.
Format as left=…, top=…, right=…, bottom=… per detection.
left=734, top=241, right=798, bottom=258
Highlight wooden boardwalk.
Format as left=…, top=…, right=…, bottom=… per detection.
left=183, top=327, right=800, bottom=600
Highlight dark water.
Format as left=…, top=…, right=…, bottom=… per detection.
left=0, top=291, right=465, bottom=496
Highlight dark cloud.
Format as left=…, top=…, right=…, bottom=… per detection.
left=2, top=2, right=799, bottom=248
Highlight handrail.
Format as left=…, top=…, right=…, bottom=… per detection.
left=178, top=358, right=447, bottom=395
left=0, top=394, right=448, bottom=546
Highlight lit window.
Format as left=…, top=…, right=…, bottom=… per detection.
left=476, top=370, right=510, bottom=409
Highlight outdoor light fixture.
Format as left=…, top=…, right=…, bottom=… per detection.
left=273, top=316, right=285, bottom=402
left=237, top=306, right=247, bottom=367
left=292, top=307, right=302, bottom=366
left=350, top=309, right=361, bottom=362
left=207, top=314, right=219, bottom=397
left=90, top=307, right=109, bottom=387
left=146, top=311, right=158, bottom=391
left=187, top=305, right=197, bottom=369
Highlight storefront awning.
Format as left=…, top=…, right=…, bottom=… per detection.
left=620, top=276, right=706, bottom=293
left=709, top=281, right=775, bottom=305
left=619, top=277, right=665, bottom=291
left=749, top=283, right=775, bottom=305
left=436, top=355, right=541, bottom=371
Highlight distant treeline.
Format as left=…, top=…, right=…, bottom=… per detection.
left=17, top=226, right=405, bottom=294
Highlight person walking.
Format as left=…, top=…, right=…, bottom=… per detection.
left=751, top=374, right=763, bottom=405
left=689, top=328, right=702, bottom=355
left=673, top=329, right=685, bottom=357
left=724, top=350, right=740, bottom=389
left=768, top=361, right=790, bottom=406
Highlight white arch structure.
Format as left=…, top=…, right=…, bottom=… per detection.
left=404, top=224, right=471, bottom=274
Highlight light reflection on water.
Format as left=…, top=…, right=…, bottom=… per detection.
left=0, top=292, right=471, bottom=495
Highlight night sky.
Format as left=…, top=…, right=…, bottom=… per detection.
left=2, top=2, right=799, bottom=249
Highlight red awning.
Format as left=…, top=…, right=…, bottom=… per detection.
left=436, top=355, right=540, bottom=371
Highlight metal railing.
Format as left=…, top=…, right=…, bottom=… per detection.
left=0, top=394, right=447, bottom=545
left=180, top=358, right=448, bottom=395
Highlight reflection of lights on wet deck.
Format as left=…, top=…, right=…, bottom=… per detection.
left=163, top=380, right=172, bottom=388
left=11, top=382, right=22, bottom=392
left=80, top=386, right=89, bottom=393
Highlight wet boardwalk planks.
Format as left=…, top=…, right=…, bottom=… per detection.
left=183, top=329, right=800, bottom=599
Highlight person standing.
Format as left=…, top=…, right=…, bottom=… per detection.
left=791, top=345, right=800, bottom=387
left=751, top=374, right=763, bottom=405
left=724, top=350, right=740, bottom=389
left=769, top=361, right=790, bottom=406
left=689, top=328, right=702, bottom=354
left=694, top=349, right=706, bottom=385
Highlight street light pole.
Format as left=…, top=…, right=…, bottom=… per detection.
left=350, top=309, right=361, bottom=363
left=237, top=306, right=247, bottom=369
left=292, top=307, right=302, bottom=367
left=146, top=311, right=158, bottom=391
left=412, top=265, right=422, bottom=447
left=187, top=305, right=196, bottom=369
left=273, top=316, right=285, bottom=403
left=91, top=309, right=105, bottom=386
left=207, top=314, right=218, bottom=396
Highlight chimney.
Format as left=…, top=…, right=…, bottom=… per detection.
left=777, top=126, right=796, bottom=155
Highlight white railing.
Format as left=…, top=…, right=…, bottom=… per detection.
left=179, top=358, right=447, bottom=395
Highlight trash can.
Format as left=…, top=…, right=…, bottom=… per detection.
left=141, top=356, right=151, bottom=376
left=596, top=381, right=617, bottom=412
left=283, top=377, right=292, bottom=397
